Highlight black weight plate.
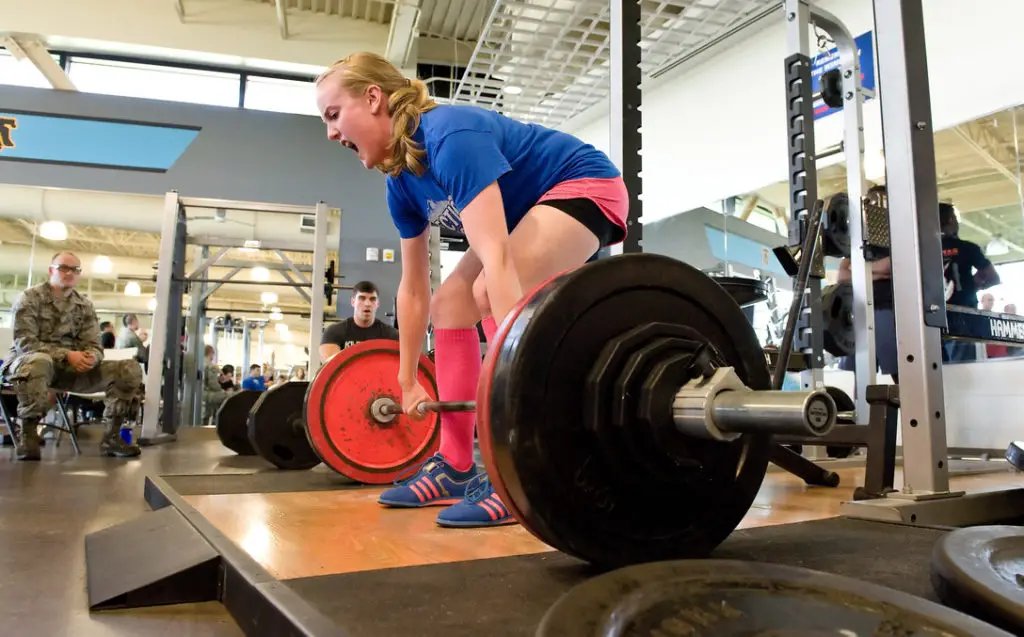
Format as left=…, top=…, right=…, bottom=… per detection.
left=822, top=192, right=852, bottom=258
left=538, top=559, right=1011, bottom=637
left=215, top=390, right=262, bottom=455
left=932, top=525, right=1024, bottom=634
left=822, top=282, right=855, bottom=357
left=820, top=67, right=844, bottom=109
left=247, top=381, right=320, bottom=470
left=709, top=275, right=769, bottom=307
left=481, top=253, right=772, bottom=568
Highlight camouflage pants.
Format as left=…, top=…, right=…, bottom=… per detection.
left=3, top=353, right=143, bottom=423
left=204, top=390, right=228, bottom=422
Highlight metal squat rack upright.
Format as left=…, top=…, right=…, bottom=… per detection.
left=139, top=192, right=330, bottom=445
left=835, top=0, right=1024, bottom=526
left=782, top=0, right=874, bottom=419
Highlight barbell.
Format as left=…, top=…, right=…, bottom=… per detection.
left=234, top=252, right=845, bottom=568
left=370, top=383, right=834, bottom=441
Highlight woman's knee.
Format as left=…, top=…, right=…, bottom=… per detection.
left=430, top=279, right=479, bottom=328
left=471, top=274, right=491, bottom=317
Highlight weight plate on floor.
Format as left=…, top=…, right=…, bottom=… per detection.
left=931, top=525, right=1024, bottom=634
left=822, top=282, right=855, bottom=357
left=477, top=253, right=773, bottom=567
left=247, top=381, right=320, bottom=470
left=537, top=559, right=1011, bottom=637
left=215, top=390, right=262, bottom=455
left=304, top=339, right=440, bottom=485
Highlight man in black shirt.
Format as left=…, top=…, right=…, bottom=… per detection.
left=940, top=201, right=1000, bottom=362
left=319, top=280, right=400, bottom=360
left=99, top=321, right=116, bottom=349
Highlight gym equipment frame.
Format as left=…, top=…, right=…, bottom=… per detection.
left=838, top=0, right=1024, bottom=526
left=139, top=192, right=330, bottom=444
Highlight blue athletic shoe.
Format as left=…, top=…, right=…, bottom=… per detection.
left=377, top=453, right=478, bottom=508
left=436, top=474, right=518, bottom=528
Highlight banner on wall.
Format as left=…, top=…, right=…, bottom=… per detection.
left=0, top=110, right=200, bottom=172
left=811, top=31, right=876, bottom=121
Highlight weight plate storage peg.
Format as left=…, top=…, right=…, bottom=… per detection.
left=247, top=381, right=321, bottom=470
left=304, top=339, right=441, bottom=485
left=215, top=390, right=262, bottom=455
left=931, top=525, right=1024, bottom=634
left=536, top=560, right=1012, bottom=637
left=477, top=253, right=775, bottom=568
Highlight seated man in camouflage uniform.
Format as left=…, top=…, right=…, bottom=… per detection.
left=0, top=252, right=142, bottom=461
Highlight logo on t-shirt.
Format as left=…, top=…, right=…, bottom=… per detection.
left=427, top=196, right=463, bottom=232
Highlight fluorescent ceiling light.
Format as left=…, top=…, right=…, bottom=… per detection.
left=502, top=85, right=522, bottom=95
left=92, top=255, right=113, bottom=274
left=260, top=291, right=279, bottom=305
left=38, top=220, right=67, bottom=241
left=251, top=266, right=270, bottom=282
left=987, top=236, right=1010, bottom=256
left=124, top=281, right=141, bottom=297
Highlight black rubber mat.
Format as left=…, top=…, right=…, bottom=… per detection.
left=285, top=517, right=948, bottom=637
left=163, top=467, right=359, bottom=495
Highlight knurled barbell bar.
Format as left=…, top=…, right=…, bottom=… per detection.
left=367, top=376, right=836, bottom=441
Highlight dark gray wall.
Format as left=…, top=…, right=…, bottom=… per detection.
left=0, top=85, right=401, bottom=313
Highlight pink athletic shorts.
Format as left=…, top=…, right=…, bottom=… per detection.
left=536, top=176, right=630, bottom=246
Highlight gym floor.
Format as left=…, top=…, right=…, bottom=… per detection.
left=2, top=426, right=1019, bottom=636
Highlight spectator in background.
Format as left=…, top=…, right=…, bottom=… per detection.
left=940, top=202, right=1000, bottom=363
left=99, top=321, right=116, bottom=349
left=836, top=185, right=899, bottom=384
left=319, top=281, right=399, bottom=361
left=242, top=364, right=267, bottom=391
left=291, top=366, right=306, bottom=381
left=116, top=313, right=149, bottom=367
left=219, top=364, right=236, bottom=391
left=981, top=293, right=995, bottom=312
left=202, top=345, right=228, bottom=423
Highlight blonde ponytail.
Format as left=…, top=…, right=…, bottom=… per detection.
left=316, top=53, right=437, bottom=177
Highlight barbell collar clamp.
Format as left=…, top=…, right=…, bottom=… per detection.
left=672, top=367, right=837, bottom=441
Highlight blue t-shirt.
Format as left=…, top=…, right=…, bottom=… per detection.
left=386, top=104, right=620, bottom=239
left=241, top=376, right=266, bottom=391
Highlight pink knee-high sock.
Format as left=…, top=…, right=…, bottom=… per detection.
left=434, top=327, right=481, bottom=472
left=481, top=316, right=498, bottom=345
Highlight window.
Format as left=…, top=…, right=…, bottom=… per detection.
left=67, top=58, right=240, bottom=108
left=0, top=49, right=60, bottom=89
left=244, top=76, right=319, bottom=116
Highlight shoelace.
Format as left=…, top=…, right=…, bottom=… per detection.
left=391, top=453, right=444, bottom=486
left=463, top=473, right=493, bottom=504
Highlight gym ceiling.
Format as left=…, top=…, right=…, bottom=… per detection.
left=1, top=0, right=1021, bottom=328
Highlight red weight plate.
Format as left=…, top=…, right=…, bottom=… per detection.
left=304, top=339, right=440, bottom=484
left=477, top=273, right=567, bottom=545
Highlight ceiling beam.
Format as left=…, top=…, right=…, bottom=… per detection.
left=1, top=34, right=76, bottom=90
left=958, top=216, right=1024, bottom=257
left=385, top=0, right=422, bottom=69
left=952, top=125, right=1020, bottom=188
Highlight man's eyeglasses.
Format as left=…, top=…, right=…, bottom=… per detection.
left=52, top=265, right=82, bottom=274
